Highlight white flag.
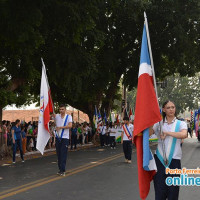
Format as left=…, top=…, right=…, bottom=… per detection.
left=37, top=59, right=53, bottom=155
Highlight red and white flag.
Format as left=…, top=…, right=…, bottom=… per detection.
left=133, top=24, right=161, bottom=199
left=37, top=59, right=53, bottom=155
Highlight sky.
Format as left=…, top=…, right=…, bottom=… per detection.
left=4, top=103, right=39, bottom=110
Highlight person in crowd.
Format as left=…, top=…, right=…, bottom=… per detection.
left=27, top=122, right=32, bottom=133
left=87, top=123, right=92, bottom=142
left=77, top=124, right=83, bottom=145
left=70, top=123, right=78, bottom=150
left=0, top=123, right=2, bottom=144
left=53, top=104, right=72, bottom=176
left=33, top=126, right=38, bottom=151
left=49, top=122, right=56, bottom=148
left=187, top=119, right=192, bottom=138
left=21, top=126, right=27, bottom=154
left=105, top=123, right=110, bottom=146
left=2, top=120, right=8, bottom=148
left=85, top=123, right=89, bottom=144
left=11, top=119, right=24, bottom=163
left=121, top=116, right=133, bottom=164
left=26, top=125, right=33, bottom=151
left=29, top=138, right=34, bottom=151
left=150, top=100, right=187, bottom=200
left=6, top=121, right=12, bottom=146
left=98, top=122, right=106, bottom=147
left=82, top=123, right=87, bottom=145
left=110, top=122, right=117, bottom=149
left=32, top=121, right=37, bottom=130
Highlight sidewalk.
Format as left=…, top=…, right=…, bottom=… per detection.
left=0, top=143, right=98, bottom=166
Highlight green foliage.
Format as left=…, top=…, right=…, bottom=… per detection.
left=158, top=74, right=200, bottom=114
left=0, top=0, right=199, bottom=122
left=125, top=0, right=200, bottom=88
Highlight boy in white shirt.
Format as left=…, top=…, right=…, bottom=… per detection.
left=53, top=104, right=72, bottom=176
left=121, top=116, right=133, bottom=163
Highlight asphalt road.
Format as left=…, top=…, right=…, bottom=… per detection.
left=0, top=138, right=200, bottom=200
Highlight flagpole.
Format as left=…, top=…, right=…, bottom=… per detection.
left=144, top=12, right=168, bottom=165
left=144, top=12, right=158, bottom=100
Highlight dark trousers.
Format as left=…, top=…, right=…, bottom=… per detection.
left=33, top=138, right=37, bottom=151
left=56, top=138, right=69, bottom=173
left=13, top=139, right=24, bottom=162
left=105, top=135, right=110, bottom=145
left=100, top=134, right=105, bottom=147
left=123, top=140, right=132, bottom=160
left=110, top=136, right=116, bottom=148
left=153, top=155, right=181, bottom=200
left=198, top=131, right=200, bottom=141
left=79, top=134, right=82, bottom=144
left=71, top=135, right=77, bottom=149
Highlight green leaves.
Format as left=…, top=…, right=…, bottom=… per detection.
left=158, top=74, right=200, bottom=114
left=0, top=0, right=199, bottom=122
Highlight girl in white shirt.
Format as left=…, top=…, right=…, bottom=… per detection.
left=152, top=101, right=187, bottom=200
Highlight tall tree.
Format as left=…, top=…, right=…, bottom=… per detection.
left=0, top=0, right=43, bottom=121
left=0, top=0, right=200, bottom=123
left=158, top=74, right=200, bottom=114
left=124, top=0, right=200, bottom=88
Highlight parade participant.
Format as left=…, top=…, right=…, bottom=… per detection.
left=105, top=123, right=110, bottom=146
left=109, top=122, right=117, bottom=149
left=121, top=116, right=133, bottom=163
left=53, top=104, right=72, bottom=176
left=11, top=119, right=24, bottom=163
left=151, top=100, right=187, bottom=200
left=99, top=122, right=106, bottom=147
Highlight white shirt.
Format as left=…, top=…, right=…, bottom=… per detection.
left=27, top=125, right=32, bottom=132
left=100, top=125, right=106, bottom=135
left=153, top=118, right=187, bottom=160
left=122, top=124, right=134, bottom=141
left=55, top=114, right=72, bottom=139
left=109, top=128, right=117, bottom=137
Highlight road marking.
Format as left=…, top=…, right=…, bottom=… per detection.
left=97, top=149, right=105, bottom=151
left=1, top=164, right=11, bottom=167
left=0, top=152, right=124, bottom=199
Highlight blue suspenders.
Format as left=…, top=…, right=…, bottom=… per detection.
left=56, top=115, right=69, bottom=141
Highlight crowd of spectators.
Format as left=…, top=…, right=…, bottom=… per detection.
left=0, top=120, right=38, bottom=155
left=0, top=120, right=93, bottom=157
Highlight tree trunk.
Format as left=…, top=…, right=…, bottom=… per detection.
left=0, top=106, right=2, bottom=123
left=102, top=73, right=122, bottom=113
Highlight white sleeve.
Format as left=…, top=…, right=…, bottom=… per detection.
left=180, top=121, right=187, bottom=130
left=68, top=115, right=73, bottom=123
left=153, top=122, right=160, bottom=136
left=131, top=125, right=134, bottom=133
left=55, top=114, right=59, bottom=121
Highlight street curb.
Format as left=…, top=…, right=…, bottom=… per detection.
left=0, top=143, right=99, bottom=166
